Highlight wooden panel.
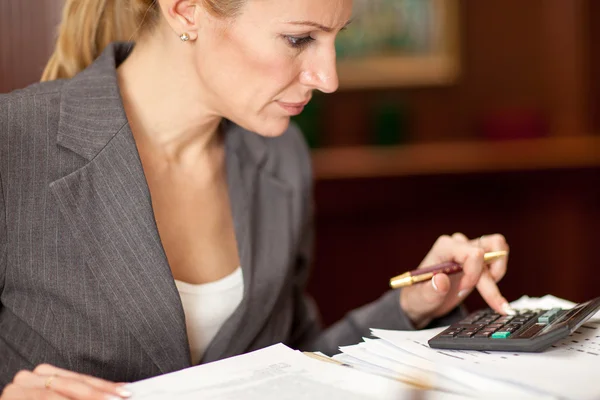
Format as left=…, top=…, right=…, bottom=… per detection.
left=322, top=0, right=550, bottom=145
left=591, top=0, right=600, bottom=133
left=0, top=0, right=63, bottom=93
left=321, top=0, right=594, bottom=146
left=308, top=168, right=600, bottom=327
left=539, top=0, right=589, bottom=136
left=312, top=136, right=600, bottom=180
left=308, top=0, right=599, bottom=326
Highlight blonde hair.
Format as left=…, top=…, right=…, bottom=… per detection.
left=41, top=0, right=246, bottom=81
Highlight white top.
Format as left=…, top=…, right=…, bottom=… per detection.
left=174, top=267, right=244, bottom=365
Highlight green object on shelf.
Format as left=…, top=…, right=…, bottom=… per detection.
left=373, top=101, right=410, bottom=146
left=291, top=96, right=322, bottom=149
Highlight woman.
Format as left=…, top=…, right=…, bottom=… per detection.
left=0, top=0, right=512, bottom=398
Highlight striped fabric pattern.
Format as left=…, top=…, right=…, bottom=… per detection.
left=0, top=43, right=424, bottom=389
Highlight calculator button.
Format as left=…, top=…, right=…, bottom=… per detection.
left=458, top=319, right=480, bottom=325
left=496, top=316, right=513, bottom=324
left=481, top=327, right=498, bottom=333
left=440, top=333, right=456, bottom=338
left=503, top=326, right=519, bottom=334
left=450, top=324, right=484, bottom=331
left=439, top=328, right=460, bottom=337
left=457, top=331, right=476, bottom=338
left=491, top=332, right=511, bottom=339
left=486, top=323, right=505, bottom=329
left=504, top=323, right=522, bottom=329
left=474, top=331, right=492, bottom=338
left=521, top=311, right=536, bottom=316
left=538, top=308, right=562, bottom=324
left=477, top=317, right=496, bottom=323
left=467, top=323, right=486, bottom=330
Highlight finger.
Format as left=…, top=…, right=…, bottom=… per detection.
left=406, top=273, right=451, bottom=325
left=33, top=365, right=131, bottom=398
left=451, top=232, right=469, bottom=243
left=424, top=236, right=491, bottom=294
left=413, top=273, right=451, bottom=313
left=2, top=383, right=70, bottom=400
left=421, top=234, right=476, bottom=267
left=475, top=270, right=515, bottom=315
left=34, top=364, right=116, bottom=388
left=477, top=233, right=509, bottom=252
left=476, top=234, right=510, bottom=283
left=431, top=273, right=451, bottom=296
left=452, top=245, right=486, bottom=292
left=488, top=257, right=508, bottom=283
left=33, top=374, right=126, bottom=400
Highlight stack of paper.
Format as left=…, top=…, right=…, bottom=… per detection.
left=334, top=295, right=600, bottom=400
left=123, top=295, right=598, bottom=399
left=125, top=343, right=463, bottom=399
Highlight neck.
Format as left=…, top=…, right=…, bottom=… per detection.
left=117, top=39, right=222, bottom=163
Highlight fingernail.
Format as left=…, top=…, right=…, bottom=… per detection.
left=502, top=302, right=517, bottom=316
left=458, top=289, right=469, bottom=298
left=431, top=276, right=439, bottom=292
left=116, top=387, right=133, bottom=398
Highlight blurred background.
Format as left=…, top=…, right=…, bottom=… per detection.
left=1, top=0, right=599, bottom=327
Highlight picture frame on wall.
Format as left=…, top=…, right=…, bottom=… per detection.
left=336, top=0, right=461, bottom=89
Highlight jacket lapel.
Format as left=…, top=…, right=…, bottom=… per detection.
left=50, top=43, right=295, bottom=371
left=201, top=125, right=294, bottom=363
left=50, top=44, right=190, bottom=374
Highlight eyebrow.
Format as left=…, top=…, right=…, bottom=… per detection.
left=286, top=20, right=353, bottom=33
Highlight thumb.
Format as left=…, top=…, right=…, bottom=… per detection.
left=401, top=273, right=452, bottom=328
left=426, top=273, right=451, bottom=304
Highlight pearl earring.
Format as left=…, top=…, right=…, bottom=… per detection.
left=180, top=33, right=190, bottom=42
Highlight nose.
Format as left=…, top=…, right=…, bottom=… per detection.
left=299, top=45, right=339, bottom=94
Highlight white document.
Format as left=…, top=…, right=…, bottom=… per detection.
left=353, top=338, right=551, bottom=398
left=371, top=295, right=600, bottom=400
left=509, top=294, right=577, bottom=310
left=124, top=343, right=461, bottom=400
left=338, top=341, right=483, bottom=397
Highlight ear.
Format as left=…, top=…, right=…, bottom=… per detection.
left=166, top=0, right=202, bottom=41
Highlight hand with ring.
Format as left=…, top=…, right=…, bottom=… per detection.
left=1, top=364, right=131, bottom=400
left=400, top=232, right=512, bottom=329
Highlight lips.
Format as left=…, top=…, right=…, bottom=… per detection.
left=277, top=100, right=310, bottom=116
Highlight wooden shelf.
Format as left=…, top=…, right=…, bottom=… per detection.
left=312, top=135, right=600, bottom=180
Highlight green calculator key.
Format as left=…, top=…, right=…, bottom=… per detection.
left=538, top=308, right=561, bottom=324
left=491, top=331, right=511, bottom=339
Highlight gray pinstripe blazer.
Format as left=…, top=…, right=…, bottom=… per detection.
left=0, top=43, right=461, bottom=387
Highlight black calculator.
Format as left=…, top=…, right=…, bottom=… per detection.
left=428, top=297, right=600, bottom=352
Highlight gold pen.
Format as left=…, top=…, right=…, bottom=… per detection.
left=389, top=250, right=508, bottom=289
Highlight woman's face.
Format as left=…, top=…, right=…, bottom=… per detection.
left=193, top=0, right=353, bottom=137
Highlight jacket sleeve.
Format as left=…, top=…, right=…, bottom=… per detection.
left=286, top=129, right=466, bottom=356
left=0, top=97, right=6, bottom=300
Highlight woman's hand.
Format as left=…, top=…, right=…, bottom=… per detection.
left=400, top=233, right=512, bottom=329
left=1, top=364, right=131, bottom=400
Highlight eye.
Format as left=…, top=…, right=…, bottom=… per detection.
left=285, top=35, right=315, bottom=50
